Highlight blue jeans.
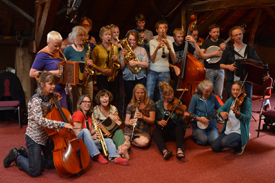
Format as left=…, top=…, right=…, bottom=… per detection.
left=205, top=68, right=224, bottom=100
left=77, top=129, right=120, bottom=161
left=211, top=132, right=241, bottom=152
left=192, top=126, right=219, bottom=145
left=146, top=70, right=170, bottom=100
left=17, top=135, right=55, bottom=177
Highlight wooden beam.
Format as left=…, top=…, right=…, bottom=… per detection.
left=35, top=1, right=51, bottom=50
left=0, top=0, right=34, bottom=23
left=234, top=9, right=255, bottom=27
left=188, top=0, right=275, bottom=12
left=149, top=0, right=165, bottom=21
left=249, top=8, right=263, bottom=45
left=264, top=7, right=275, bottom=22
left=105, top=0, right=120, bottom=25
left=197, top=10, right=225, bottom=35
left=35, top=0, right=62, bottom=50
left=0, top=36, right=31, bottom=45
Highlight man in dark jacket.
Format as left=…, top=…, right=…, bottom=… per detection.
left=220, top=26, right=269, bottom=99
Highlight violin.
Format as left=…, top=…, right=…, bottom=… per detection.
left=167, top=98, right=188, bottom=116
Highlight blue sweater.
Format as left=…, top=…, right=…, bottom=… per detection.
left=188, top=93, right=221, bottom=130
left=218, top=97, right=251, bottom=146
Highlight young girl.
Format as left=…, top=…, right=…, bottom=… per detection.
left=124, top=84, right=155, bottom=148
left=72, top=94, right=129, bottom=165
left=3, top=72, right=73, bottom=177
left=211, top=81, right=251, bottom=155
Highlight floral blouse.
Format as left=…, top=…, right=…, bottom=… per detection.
left=93, top=105, right=118, bottom=122
left=25, top=91, right=64, bottom=145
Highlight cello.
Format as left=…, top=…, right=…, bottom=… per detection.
left=45, top=94, right=90, bottom=175
left=176, top=15, right=205, bottom=107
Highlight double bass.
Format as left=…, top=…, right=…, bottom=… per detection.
left=176, top=15, right=205, bottom=107
left=45, top=94, right=90, bottom=175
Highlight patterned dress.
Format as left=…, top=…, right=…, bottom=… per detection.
left=124, top=100, right=155, bottom=140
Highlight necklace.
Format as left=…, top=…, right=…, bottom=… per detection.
left=74, top=43, right=85, bottom=61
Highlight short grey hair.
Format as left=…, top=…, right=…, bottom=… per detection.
left=47, top=31, right=63, bottom=42
left=196, top=79, right=213, bottom=97
left=70, top=26, right=88, bottom=41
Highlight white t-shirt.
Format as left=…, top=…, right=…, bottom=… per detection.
left=149, top=39, right=175, bottom=72
left=225, top=101, right=241, bottom=135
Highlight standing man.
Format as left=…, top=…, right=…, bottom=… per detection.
left=147, top=20, right=177, bottom=100
left=127, top=14, right=154, bottom=58
left=200, top=24, right=226, bottom=100
left=220, top=26, right=269, bottom=99
left=170, top=28, right=201, bottom=90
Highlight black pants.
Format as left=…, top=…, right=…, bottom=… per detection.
left=153, top=125, right=186, bottom=154
left=96, top=75, right=118, bottom=105
left=124, top=77, right=146, bottom=104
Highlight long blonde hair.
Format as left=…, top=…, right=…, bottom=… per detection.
left=130, top=84, right=150, bottom=107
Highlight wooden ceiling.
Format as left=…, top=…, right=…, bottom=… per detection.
left=1, top=0, right=275, bottom=49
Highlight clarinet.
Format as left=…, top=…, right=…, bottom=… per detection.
left=130, top=99, right=141, bottom=142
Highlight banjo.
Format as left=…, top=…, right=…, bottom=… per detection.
left=205, top=23, right=246, bottom=64
left=196, top=111, right=217, bottom=129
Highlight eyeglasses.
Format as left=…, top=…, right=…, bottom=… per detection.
left=82, top=101, right=92, bottom=104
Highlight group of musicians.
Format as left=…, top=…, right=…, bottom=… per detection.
left=3, top=14, right=270, bottom=177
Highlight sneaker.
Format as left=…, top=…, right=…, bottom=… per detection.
left=3, top=148, right=19, bottom=168
left=94, top=154, right=108, bottom=164
left=18, top=146, right=28, bottom=158
left=114, top=157, right=129, bottom=166
left=233, top=145, right=246, bottom=155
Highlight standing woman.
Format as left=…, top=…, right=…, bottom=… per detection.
left=211, top=81, right=251, bottom=155
left=93, top=89, right=130, bottom=160
left=3, top=72, right=73, bottom=177
left=92, top=25, right=120, bottom=104
left=29, top=31, right=68, bottom=109
left=62, top=16, right=96, bottom=50
left=63, top=26, right=93, bottom=112
left=120, top=31, right=149, bottom=104
left=188, top=79, right=221, bottom=145
left=72, top=95, right=129, bottom=165
left=124, top=84, right=156, bottom=148
left=153, top=82, right=188, bottom=160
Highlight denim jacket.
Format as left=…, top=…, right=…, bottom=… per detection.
left=188, top=93, right=221, bottom=130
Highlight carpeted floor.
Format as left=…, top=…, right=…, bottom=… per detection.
left=0, top=96, right=275, bottom=183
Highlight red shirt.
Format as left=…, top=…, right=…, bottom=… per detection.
left=72, top=110, right=93, bottom=130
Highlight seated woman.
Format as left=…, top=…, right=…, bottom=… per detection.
left=211, top=81, right=251, bottom=155
left=188, top=79, right=221, bottom=145
left=93, top=89, right=131, bottom=160
left=72, top=95, right=128, bottom=165
left=3, top=72, right=73, bottom=177
left=124, top=84, right=156, bottom=148
left=153, top=82, right=189, bottom=160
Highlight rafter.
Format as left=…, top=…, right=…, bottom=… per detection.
left=0, top=0, right=34, bottom=23
left=264, top=7, right=275, bottom=22
left=249, top=8, right=263, bottom=45
left=188, top=0, right=275, bottom=12
left=197, top=10, right=225, bottom=35
left=2, top=6, right=12, bottom=35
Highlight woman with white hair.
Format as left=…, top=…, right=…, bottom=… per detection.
left=188, top=79, right=221, bottom=145
left=29, top=31, right=68, bottom=109
left=63, top=26, right=94, bottom=112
